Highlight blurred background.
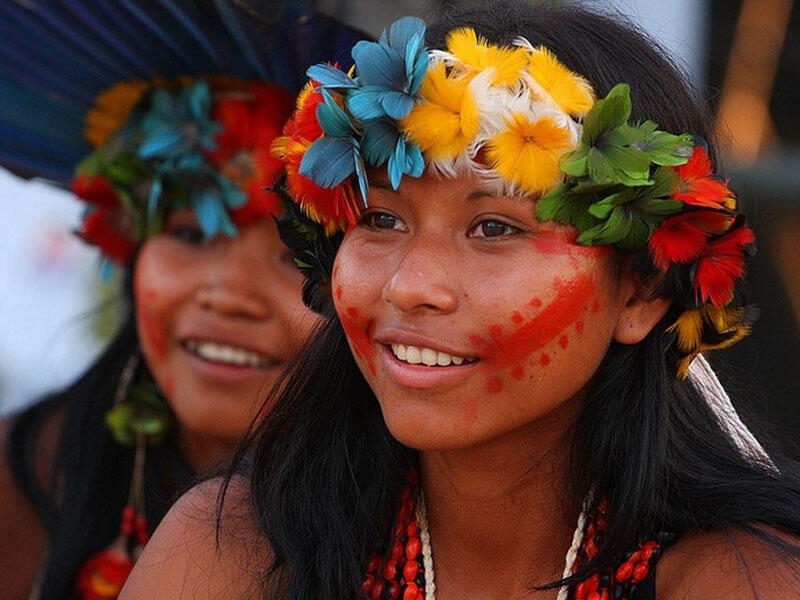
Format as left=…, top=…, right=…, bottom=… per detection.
left=1, top=0, right=798, bottom=447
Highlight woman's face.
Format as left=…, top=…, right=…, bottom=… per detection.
left=332, top=172, right=645, bottom=452
left=134, top=210, right=318, bottom=464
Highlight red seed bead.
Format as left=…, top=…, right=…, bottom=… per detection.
left=391, top=541, right=404, bottom=560
left=628, top=550, right=642, bottom=563
left=366, top=557, right=381, bottom=574
left=405, top=537, right=422, bottom=560
left=574, top=582, right=588, bottom=600
left=586, top=574, right=600, bottom=592
left=632, top=562, right=650, bottom=583
left=584, top=539, right=599, bottom=559
left=369, top=580, right=384, bottom=600
left=402, top=560, right=419, bottom=581
left=360, top=575, right=375, bottom=596
left=387, top=580, right=400, bottom=599
left=615, top=561, right=634, bottom=582
left=587, top=592, right=601, bottom=600
left=402, top=582, right=419, bottom=600
left=406, top=521, right=418, bottom=537
left=382, top=559, right=398, bottom=580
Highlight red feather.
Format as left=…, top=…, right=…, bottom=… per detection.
left=671, top=146, right=736, bottom=210
left=695, top=225, right=756, bottom=307
left=648, top=210, right=733, bottom=271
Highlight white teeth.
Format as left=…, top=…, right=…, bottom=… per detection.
left=185, top=340, right=272, bottom=367
left=390, top=343, right=470, bottom=367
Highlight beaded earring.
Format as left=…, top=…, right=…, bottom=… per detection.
left=74, top=350, right=172, bottom=600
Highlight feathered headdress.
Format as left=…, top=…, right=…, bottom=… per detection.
left=0, top=0, right=367, bottom=265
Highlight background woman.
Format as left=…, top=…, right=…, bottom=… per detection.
left=122, top=2, right=800, bottom=599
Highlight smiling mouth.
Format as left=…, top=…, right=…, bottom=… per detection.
left=390, top=343, right=477, bottom=367
left=183, top=340, right=278, bottom=368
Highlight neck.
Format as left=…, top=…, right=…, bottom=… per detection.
left=419, top=404, right=584, bottom=600
left=177, top=427, right=237, bottom=472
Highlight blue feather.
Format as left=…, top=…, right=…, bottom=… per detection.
left=299, top=138, right=356, bottom=188
left=306, top=64, right=358, bottom=89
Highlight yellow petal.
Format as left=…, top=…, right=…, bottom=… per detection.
left=528, top=47, right=594, bottom=116
left=402, top=63, right=479, bottom=160
left=85, top=81, right=151, bottom=148
left=485, top=114, right=574, bottom=195
left=446, top=27, right=529, bottom=86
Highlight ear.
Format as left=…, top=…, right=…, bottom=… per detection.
left=614, top=294, right=672, bottom=344
left=613, top=268, right=672, bottom=345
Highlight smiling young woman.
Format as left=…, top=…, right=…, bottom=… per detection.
left=0, top=79, right=320, bottom=599
left=121, top=2, right=800, bottom=599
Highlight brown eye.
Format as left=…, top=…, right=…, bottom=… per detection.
left=361, top=211, right=407, bottom=232
left=169, top=225, right=205, bottom=245
left=469, top=219, right=520, bottom=238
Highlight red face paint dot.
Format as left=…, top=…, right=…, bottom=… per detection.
left=487, top=377, right=503, bottom=394
left=540, top=354, right=551, bottom=366
left=529, top=298, right=543, bottom=308
left=575, top=320, right=584, bottom=333
left=489, top=325, right=503, bottom=339
left=346, top=307, right=359, bottom=317
left=511, top=365, right=525, bottom=380
left=511, top=311, right=524, bottom=325
left=469, top=334, right=485, bottom=347
left=559, top=335, right=569, bottom=349
left=336, top=287, right=344, bottom=300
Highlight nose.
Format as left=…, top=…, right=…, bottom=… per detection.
left=382, top=232, right=460, bottom=315
left=195, top=224, right=276, bottom=320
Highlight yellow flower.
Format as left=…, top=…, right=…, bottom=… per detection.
left=528, top=47, right=594, bottom=116
left=401, top=62, right=480, bottom=161
left=85, top=81, right=151, bottom=148
left=485, top=113, right=574, bottom=195
left=446, top=27, right=529, bottom=86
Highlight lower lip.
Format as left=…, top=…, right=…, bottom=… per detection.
left=183, top=347, right=280, bottom=385
left=378, top=345, right=478, bottom=390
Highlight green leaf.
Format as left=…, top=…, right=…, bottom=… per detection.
left=582, top=83, right=632, bottom=143
left=560, top=146, right=590, bottom=177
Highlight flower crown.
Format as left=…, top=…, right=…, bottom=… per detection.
left=73, top=77, right=294, bottom=265
left=273, top=17, right=755, bottom=377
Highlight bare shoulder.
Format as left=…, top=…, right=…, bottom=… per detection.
left=657, top=526, right=800, bottom=599
left=120, top=475, right=274, bottom=600
left=0, top=408, right=61, bottom=599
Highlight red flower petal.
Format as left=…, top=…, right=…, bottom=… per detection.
left=80, top=209, right=137, bottom=265
left=648, top=210, right=733, bottom=271
left=72, top=174, right=120, bottom=210
left=671, top=146, right=736, bottom=210
left=694, top=225, right=756, bottom=307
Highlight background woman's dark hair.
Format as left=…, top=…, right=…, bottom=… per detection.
left=7, top=267, right=192, bottom=598
left=245, top=2, right=800, bottom=599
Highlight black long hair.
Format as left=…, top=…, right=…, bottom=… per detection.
left=7, top=276, right=192, bottom=598
left=245, top=2, right=800, bottom=599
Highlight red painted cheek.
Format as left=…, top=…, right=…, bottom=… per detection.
left=483, top=273, right=596, bottom=370
left=136, top=305, right=168, bottom=361
left=487, top=377, right=503, bottom=394
left=339, top=307, right=377, bottom=376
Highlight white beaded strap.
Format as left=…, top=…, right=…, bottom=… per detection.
left=688, top=354, right=777, bottom=472
left=556, top=488, right=594, bottom=600
left=416, top=493, right=437, bottom=600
